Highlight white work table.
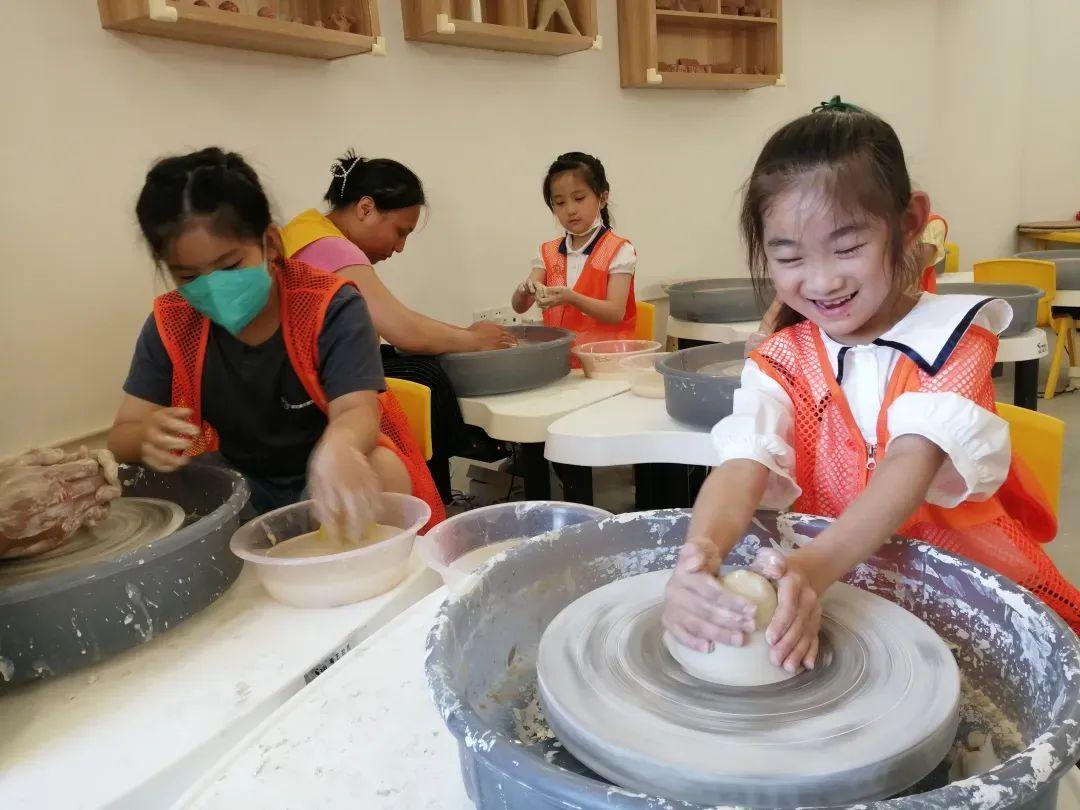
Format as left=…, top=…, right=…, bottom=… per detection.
left=1, top=558, right=440, bottom=809
left=175, top=585, right=1080, bottom=810
left=459, top=372, right=630, bottom=500
left=177, top=588, right=468, bottom=810
left=546, top=391, right=719, bottom=468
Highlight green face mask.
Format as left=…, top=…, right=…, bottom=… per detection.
left=178, top=263, right=272, bottom=336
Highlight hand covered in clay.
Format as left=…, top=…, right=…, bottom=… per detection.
left=534, top=285, right=574, bottom=310
left=0, top=447, right=122, bottom=558
left=662, top=536, right=758, bottom=652
left=467, top=320, right=518, bottom=351
left=140, top=407, right=199, bottom=472
left=308, top=437, right=382, bottom=544
left=751, top=548, right=821, bottom=673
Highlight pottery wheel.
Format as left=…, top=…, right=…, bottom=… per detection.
left=0, top=498, right=186, bottom=592
left=536, top=570, right=960, bottom=807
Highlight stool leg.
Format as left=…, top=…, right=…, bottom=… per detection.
left=1045, top=321, right=1068, bottom=400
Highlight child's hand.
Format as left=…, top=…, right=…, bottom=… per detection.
left=751, top=548, right=821, bottom=674
left=140, top=407, right=198, bottom=472
left=536, top=285, right=573, bottom=310
left=662, top=536, right=758, bottom=652
left=467, top=321, right=518, bottom=351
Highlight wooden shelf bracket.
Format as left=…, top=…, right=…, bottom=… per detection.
left=646, top=67, right=663, bottom=84
left=436, top=13, right=456, bottom=35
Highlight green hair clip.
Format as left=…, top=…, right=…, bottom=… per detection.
left=812, top=95, right=865, bottom=114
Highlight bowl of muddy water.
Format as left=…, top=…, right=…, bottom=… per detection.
left=229, top=493, right=431, bottom=608
left=417, top=501, right=612, bottom=591
left=573, top=340, right=662, bottom=379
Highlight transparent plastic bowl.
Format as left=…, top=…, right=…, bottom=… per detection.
left=572, top=340, right=663, bottom=379
left=229, top=493, right=431, bottom=608
left=417, top=501, right=612, bottom=590
left=620, top=352, right=671, bottom=398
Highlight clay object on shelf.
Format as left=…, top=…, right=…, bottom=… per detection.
left=534, top=0, right=581, bottom=35
left=720, top=3, right=741, bottom=13
left=218, top=1, right=239, bottom=11
left=738, top=4, right=757, bottom=14
left=328, top=6, right=357, bottom=31
left=658, top=62, right=676, bottom=72
left=758, top=7, right=773, bottom=16
left=677, top=57, right=709, bottom=74
left=257, top=5, right=276, bottom=18
left=193, top=0, right=210, bottom=5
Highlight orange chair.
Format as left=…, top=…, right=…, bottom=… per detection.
left=635, top=300, right=657, bottom=341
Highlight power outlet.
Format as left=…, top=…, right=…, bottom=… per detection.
left=472, top=306, right=521, bottom=325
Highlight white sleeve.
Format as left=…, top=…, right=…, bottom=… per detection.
left=710, top=360, right=801, bottom=509
left=607, top=242, right=637, bottom=276
left=886, top=391, right=1011, bottom=507
left=530, top=247, right=545, bottom=274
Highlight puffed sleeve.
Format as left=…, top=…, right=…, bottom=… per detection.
left=710, top=360, right=801, bottom=509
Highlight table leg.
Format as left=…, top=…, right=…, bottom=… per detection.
left=635, top=464, right=702, bottom=509
left=555, top=464, right=594, bottom=505
left=521, top=442, right=551, bottom=500
left=1014, top=359, right=1039, bottom=411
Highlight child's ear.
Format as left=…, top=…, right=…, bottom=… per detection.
left=265, top=225, right=285, bottom=263
left=600, top=191, right=610, bottom=208
left=904, top=192, right=931, bottom=247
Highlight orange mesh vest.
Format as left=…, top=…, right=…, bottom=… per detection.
left=540, top=229, right=637, bottom=350
left=153, top=258, right=444, bottom=530
left=752, top=320, right=1080, bottom=632
left=919, top=213, right=948, bottom=294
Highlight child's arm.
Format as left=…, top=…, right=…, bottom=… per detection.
left=746, top=299, right=782, bottom=355
left=539, top=274, right=632, bottom=324
left=763, top=435, right=946, bottom=671
left=512, top=267, right=546, bottom=314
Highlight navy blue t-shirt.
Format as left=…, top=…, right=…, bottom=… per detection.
left=123, top=286, right=384, bottom=480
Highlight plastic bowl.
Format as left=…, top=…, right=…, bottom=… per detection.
left=620, top=352, right=671, bottom=398
left=229, top=492, right=431, bottom=608
left=416, top=501, right=612, bottom=590
left=572, top=340, right=663, bottom=379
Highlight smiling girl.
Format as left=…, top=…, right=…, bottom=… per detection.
left=663, top=107, right=1080, bottom=676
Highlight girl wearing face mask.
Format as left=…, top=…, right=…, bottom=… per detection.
left=280, top=151, right=515, bottom=505
left=663, top=105, right=1080, bottom=675
left=512, top=152, right=638, bottom=352
left=108, top=148, right=443, bottom=537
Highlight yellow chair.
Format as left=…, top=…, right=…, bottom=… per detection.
left=635, top=300, right=656, bottom=341
left=997, top=402, right=1065, bottom=518
left=973, top=258, right=1076, bottom=399
left=944, top=241, right=960, bottom=274
left=385, top=378, right=434, bottom=461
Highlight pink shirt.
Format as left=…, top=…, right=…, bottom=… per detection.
left=293, top=236, right=371, bottom=273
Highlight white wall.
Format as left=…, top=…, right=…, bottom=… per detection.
left=2, top=0, right=1071, bottom=454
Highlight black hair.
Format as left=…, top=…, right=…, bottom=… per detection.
left=741, top=98, right=920, bottom=331
left=323, top=149, right=426, bottom=211
left=542, top=152, right=612, bottom=228
left=136, top=147, right=271, bottom=261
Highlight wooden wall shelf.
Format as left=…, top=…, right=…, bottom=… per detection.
left=98, top=0, right=385, bottom=60
left=618, top=0, right=783, bottom=90
left=402, top=0, right=601, bottom=56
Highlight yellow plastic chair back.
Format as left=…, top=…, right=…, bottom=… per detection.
left=973, top=258, right=1057, bottom=327
left=944, top=241, right=960, bottom=274
left=635, top=300, right=656, bottom=341
left=386, top=378, right=433, bottom=461
left=997, top=402, right=1065, bottom=518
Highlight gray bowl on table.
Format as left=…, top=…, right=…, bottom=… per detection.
left=667, top=278, right=773, bottom=324
left=438, top=325, right=574, bottom=397
left=659, top=341, right=745, bottom=430
left=1015, top=250, right=1080, bottom=291
left=939, top=283, right=1042, bottom=337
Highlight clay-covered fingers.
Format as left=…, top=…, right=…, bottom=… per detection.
left=749, top=547, right=786, bottom=581
left=766, top=575, right=821, bottom=673
left=39, top=458, right=101, bottom=485
left=15, top=448, right=70, bottom=467
left=140, top=442, right=188, bottom=472
left=95, top=484, right=123, bottom=504
left=664, top=584, right=754, bottom=643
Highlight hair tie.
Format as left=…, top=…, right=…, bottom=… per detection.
left=329, top=158, right=362, bottom=198
left=812, top=95, right=864, bottom=114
